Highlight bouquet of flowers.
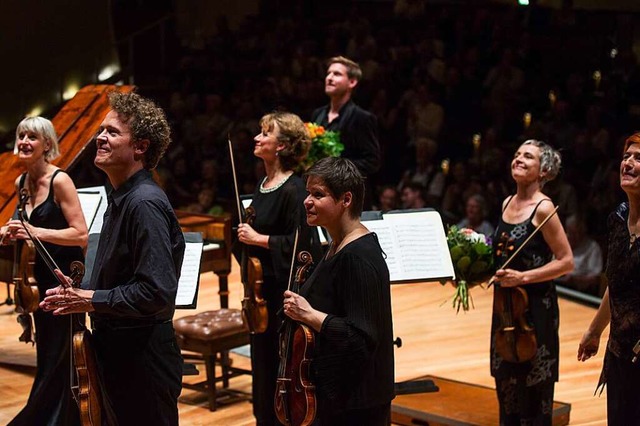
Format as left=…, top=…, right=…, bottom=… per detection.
left=303, top=122, right=344, bottom=169
left=443, top=226, right=494, bottom=312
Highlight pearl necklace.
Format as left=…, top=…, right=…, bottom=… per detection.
left=259, top=174, right=291, bottom=194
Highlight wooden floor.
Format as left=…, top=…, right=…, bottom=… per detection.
left=0, top=260, right=608, bottom=425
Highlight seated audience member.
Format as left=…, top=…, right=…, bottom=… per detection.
left=400, top=182, right=427, bottom=209
left=374, top=185, right=399, bottom=212
left=184, top=185, right=226, bottom=216
left=441, top=161, right=483, bottom=223
left=397, top=137, right=445, bottom=208
left=556, top=214, right=603, bottom=295
left=456, top=194, right=495, bottom=236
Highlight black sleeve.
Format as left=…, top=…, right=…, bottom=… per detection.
left=350, top=111, right=380, bottom=175
left=313, top=252, right=387, bottom=400
left=92, top=199, right=179, bottom=317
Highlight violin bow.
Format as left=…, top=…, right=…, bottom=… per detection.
left=491, top=205, right=559, bottom=285
left=228, top=137, right=244, bottom=225
left=17, top=188, right=74, bottom=289
left=286, top=228, right=300, bottom=292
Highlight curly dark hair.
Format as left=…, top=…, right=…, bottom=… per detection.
left=107, top=91, right=171, bottom=169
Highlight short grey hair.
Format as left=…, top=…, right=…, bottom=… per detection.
left=15, top=116, right=59, bottom=161
left=522, top=139, right=561, bottom=187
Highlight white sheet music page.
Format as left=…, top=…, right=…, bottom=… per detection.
left=364, top=210, right=454, bottom=283
left=175, top=241, right=203, bottom=307
left=77, top=186, right=108, bottom=234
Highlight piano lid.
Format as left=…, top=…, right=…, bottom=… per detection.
left=0, top=84, right=135, bottom=225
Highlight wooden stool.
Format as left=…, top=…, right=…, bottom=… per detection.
left=174, top=309, right=251, bottom=411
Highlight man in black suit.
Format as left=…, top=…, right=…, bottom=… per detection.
left=311, top=56, right=381, bottom=210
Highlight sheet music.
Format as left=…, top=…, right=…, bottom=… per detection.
left=175, top=240, right=203, bottom=308
left=76, top=192, right=102, bottom=231
left=364, top=210, right=454, bottom=283
left=77, top=186, right=108, bottom=234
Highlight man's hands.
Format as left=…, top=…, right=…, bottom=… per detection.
left=40, top=269, right=95, bottom=315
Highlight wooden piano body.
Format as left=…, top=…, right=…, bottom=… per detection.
left=175, top=210, right=233, bottom=308
left=0, top=86, right=233, bottom=307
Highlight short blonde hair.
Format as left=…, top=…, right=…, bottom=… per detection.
left=15, top=116, right=59, bottom=161
left=521, top=139, right=562, bottom=187
left=260, top=112, right=311, bottom=171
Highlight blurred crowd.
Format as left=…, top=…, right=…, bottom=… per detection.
left=97, top=3, right=640, bottom=295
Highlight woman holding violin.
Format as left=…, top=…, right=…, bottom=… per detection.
left=578, top=133, right=640, bottom=424
left=283, top=157, right=395, bottom=425
left=0, top=116, right=88, bottom=425
left=237, top=111, right=321, bottom=426
left=490, top=139, right=573, bottom=425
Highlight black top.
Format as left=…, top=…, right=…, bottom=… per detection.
left=89, top=169, right=185, bottom=323
left=19, top=170, right=84, bottom=287
left=300, top=233, right=395, bottom=415
left=605, top=202, right=640, bottom=360
left=248, top=175, right=322, bottom=296
left=311, top=99, right=381, bottom=176
left=490, top=197, right=559, bottom=382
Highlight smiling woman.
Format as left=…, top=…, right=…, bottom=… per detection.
left=579, top=132, right=640, bottom=424
left=489, top=139, right=573, bottom=425
left=282, top=157, right=395, bottom=425
left=0, top=116, right=87, bottom=426
left=236, top=111, right=322, bottom=425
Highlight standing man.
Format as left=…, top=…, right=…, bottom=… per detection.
left=311, top=56, right=381, bottom=210
left=41, top=91, right=185, bottom=426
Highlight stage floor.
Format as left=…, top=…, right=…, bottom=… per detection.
left=0, top=260, right=607, bottom=425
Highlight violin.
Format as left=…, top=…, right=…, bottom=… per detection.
left=13, top=238, right=39, bottom=314
left=275, top=243, right=316, bottom=426
left=17, top=188, right=104, bottom=426
left=493, top=285, right=537, bottom=363
left=241, top=206, right=268, bottom=334
left=491, top=206, right=559, bottom=364
left=228, top=138, right=268, bottom=334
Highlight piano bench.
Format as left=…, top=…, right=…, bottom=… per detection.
left=174, top=309, right=251, bottom=411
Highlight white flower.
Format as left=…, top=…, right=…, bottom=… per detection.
left=461, top=228, right=485, bottom=243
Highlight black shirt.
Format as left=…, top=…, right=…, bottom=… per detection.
left=311, top=100, right=381, bottom=176
left=300, top=233, right=395, bottom=415
left=606, top=202, right=640, bottom=360
left=89, top=169, right=185, bottom=322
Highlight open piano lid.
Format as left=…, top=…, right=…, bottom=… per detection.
left=0, top=84, right=135, bottom=225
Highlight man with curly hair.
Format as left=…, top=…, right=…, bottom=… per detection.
left=42, top=91, right=185, bottom=425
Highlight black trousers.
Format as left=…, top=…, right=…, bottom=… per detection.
left=315, top=403, right=391, bottom=426
left=606, top=350, right=640, bottom=425
left=250, top=278, right=283, bottom=426
left=92, top=321, right=183, bottom=426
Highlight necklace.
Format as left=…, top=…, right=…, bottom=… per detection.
left=259, top=174, right=291, bottom=194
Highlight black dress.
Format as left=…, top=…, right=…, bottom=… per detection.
left=490, top=197, right=559, bottom=425
left=300, top=233, right=395, bottom=425
left=10, top=170, right=84, bottom=426
left=599, top=202, right=640, bottom=425
left=246, top=174, right=322, bottom=426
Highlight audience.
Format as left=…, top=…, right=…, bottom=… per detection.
left=120, top=1, right=635, bottom=301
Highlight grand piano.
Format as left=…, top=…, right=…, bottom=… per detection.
left=0, top=85, right=233, bottom=307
